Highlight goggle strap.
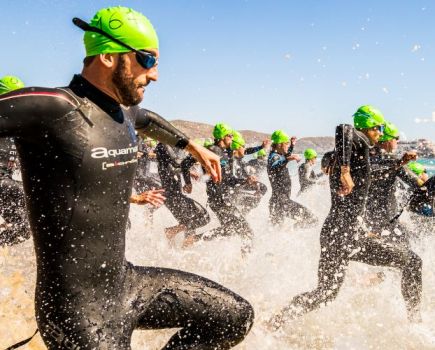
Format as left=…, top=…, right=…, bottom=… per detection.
left=73, top=17, right=138, bottom=54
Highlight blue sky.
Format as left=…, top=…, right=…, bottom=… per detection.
left=1, top=0, right=435, bottom=140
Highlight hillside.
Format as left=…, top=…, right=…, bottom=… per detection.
left=171, top=120, right=335, bottom=153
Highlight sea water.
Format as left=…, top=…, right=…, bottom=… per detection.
left=0, top=163, right=434, bottom=349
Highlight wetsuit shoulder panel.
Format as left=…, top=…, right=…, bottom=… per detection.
left=0, top=87, right=79, bottom=137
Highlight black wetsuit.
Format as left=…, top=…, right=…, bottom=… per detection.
left=267, top=148, right=317, bottom=227
left=297, top=161, right=323, bottom=195
left=155, top=142, right=210, bottom=234
left=246, top=157, right=267, bottom=175
left=366, top=147, right=420, bottom=242
left=0, top=137, right=30, bottom=245
left=183, top=145, right=254, bottom=248
left=231, top=156, right=267, bottom=215
left=0, top=75, right=253, bottom=349
left=409, top=175, right=434, bottom=217
left=133, top=136, right=161, bottom=193
left=279, top=125, right=422, bottom=321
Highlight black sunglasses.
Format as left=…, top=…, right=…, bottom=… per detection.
left=72, top=17, right=158, bottom=70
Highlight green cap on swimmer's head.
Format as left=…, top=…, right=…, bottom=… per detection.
left=379, top=121, right=399, bottom=142
left=304, top=148, right=317, bottom=160
left=0, top=75, right=24, bottom=95
left=256, top=149, right=267, bottom=158
left=407, top=162, right=425, bottom=176
left=213, top=123, right=233, bottom=140
left=231, top=131, right=246, bottom=150
left=353, top=105, right=385, bottom=130
left=84, top=6, right=159, bottom=56
left=271, top=130, right=290, bottom=144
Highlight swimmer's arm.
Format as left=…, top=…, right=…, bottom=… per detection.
left=245, top=145, right=263, bottom=155
left=398, top=166, right=424, bottom=189
left=135, top=108, right=221, bottom=182
left=335, top=124, right=355, bottom=195
left=135, top=108, right=189, bottom=149
left=269, top=155, right=288, bottom=170
left=181, top=155, right=196, bottom=185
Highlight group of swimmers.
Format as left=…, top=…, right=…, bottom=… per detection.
left=0, top=5, right=434, bottom=349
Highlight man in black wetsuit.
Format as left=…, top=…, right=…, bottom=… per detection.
left=155, top=142, right=210, bottom=246
left=297, top=148, right=324, bottom=195
left=183, top=124, right=255, bottom=252
left=365, top=121, right=420, bottom=244
left=134, top=134, right=161, bottom=193
left=407, top=162, right=434, bottom=218
left=0, top=75, right=30, bottom=245
left=1, top=7, right=253, bottom=349
left=230, top=131, right=267, bottom=215
left=267, top=130, right=318, bottom=227
left=246, top=149, right=267, bottom=175
left=270, top=106, right=422, bottom=328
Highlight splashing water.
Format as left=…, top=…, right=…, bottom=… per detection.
left=0, top=172, right=434, bottom=349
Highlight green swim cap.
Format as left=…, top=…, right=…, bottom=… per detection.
left=231, top=131, right=246, bottom=150
left=84, top=6, right=159, bottom=57
left=203, top=138, right=214, bottom=147
left=353, top=105, right=385, bottom=129
left=304, top=148, right=317, bottom=160
left=379, top=121, right=399, bottom=142
left=407, top=162, right=425, bottom=176
left=256, top=149, right=267, bottom=158
left=213, top=123, right=233, bottom=140
left=271, top=130, right=290, bottom=144
left=0, top=75, right=24, bottom=95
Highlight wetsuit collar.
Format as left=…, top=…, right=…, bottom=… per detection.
left=69, top=74, right=124, bottom=123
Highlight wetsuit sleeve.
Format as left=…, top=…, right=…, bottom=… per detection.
left=0, top=88, right=75, bottom=137
left=398, top=166, right=421, bottom=191
left=135, top=108, right=190, bottom=149
left=269, top=154, right=288, bottom=170
left=245, top=145, right=263, bottom=155
left=181, top=155, right=197, bottom=185
left=335, top=124, right=354, bottom=167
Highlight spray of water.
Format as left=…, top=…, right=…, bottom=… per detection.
left=0, top=172, right=434, bottom=349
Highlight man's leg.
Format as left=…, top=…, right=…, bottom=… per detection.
left=352, top=237, right=422, bottom=321
left=131, top=265, right=254, bottom=349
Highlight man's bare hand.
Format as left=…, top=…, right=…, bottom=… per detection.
left=400, top=151, right=417, bottom=166
left=185, top=141, right=221, bottom=183
left=262, top=139, right=271, bottom=149
left=246, top=175, right=257, bottom=185
left=183, top=184, right=193, bottom=194
left=287, top=154, right=301, bottom=162
left=130, top=189, right=166, bottom=207
left=338, top=165, right=354, bottom=196
left=290, top=136, right=297, bottom=146
left=190, top=170, right=200, bottom=181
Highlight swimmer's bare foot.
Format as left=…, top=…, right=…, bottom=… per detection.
left=182, top=234, right=198, bottom=248
left=165, top=224, right=186, bottom=243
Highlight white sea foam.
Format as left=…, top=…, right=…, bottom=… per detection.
left=0, top=171, right=434, bottom=349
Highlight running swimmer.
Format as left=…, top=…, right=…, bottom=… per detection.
left=246, top=149, right=268, bottom=175
left=297, top=148, right=324, bottom=195
left=0, top=75, right=30, bottom=246
left=267, top=130, right=318, bottom=227
left=269, top=106, right=422, bottom=328
left=1, top=7, right=253, bottom=349
left=407, top=162, right=434, bottom=218
left=230, top=131, right=268, bottom=215
left=155, top=142, right=210, bottom=247
left=134, top=135, right=161, bottom=193
left=365, top=121, right=420, bottom=244
left=182, top=124, right=255, bottom=253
